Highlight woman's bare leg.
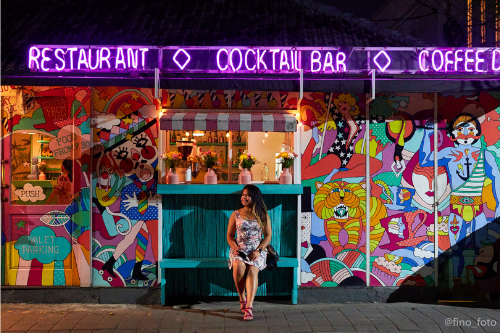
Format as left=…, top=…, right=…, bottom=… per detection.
left=232, top=260, right=247, bottom=303
left=245, top=265, right=260, bottom=315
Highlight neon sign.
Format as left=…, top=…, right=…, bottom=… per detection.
left=29, top=46, right=500, bottom=74
left=418, top=49, right=497, bottom=72
left=29, top=46, right=150, bottom=71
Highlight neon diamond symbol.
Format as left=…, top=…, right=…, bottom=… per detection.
left=173, top=49, right=191, bottom=70
left=373, top=51, right=391, bottom=72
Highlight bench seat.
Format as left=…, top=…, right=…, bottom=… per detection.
left=159, top=257, right=299, bottom=305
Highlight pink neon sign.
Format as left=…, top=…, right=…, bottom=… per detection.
left=29, top=46, right=149, bottom=71
left=417, top=48, right=497, bottom=73
left=29, top=46, right=500, bottom=74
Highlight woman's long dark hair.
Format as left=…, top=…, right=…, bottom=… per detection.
left=243, top=184, right=268, bottom=228
left=62, top=158, right=73, bottom=182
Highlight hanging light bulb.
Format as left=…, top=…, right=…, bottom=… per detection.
left=185, top=131, right=190, bottom=136
left=193, top=130, right=204, bottom=137
left=265, top=131, right=268, bottom=137
left=226, top=132, right=230, bottom=138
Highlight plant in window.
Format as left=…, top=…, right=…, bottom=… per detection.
left=276, top=151, right=298, bottom=168
left=239, top=151, right=258, bottom=170
left=162, top=151, right=183, bottom=173
left=198, top=149, right=220, bottom=169
left=37, top=161, right=47, bottom=172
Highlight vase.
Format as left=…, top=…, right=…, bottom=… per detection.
left=238, top=168, right=252, bottom=184
left=38, top=171, right=46, bottom=180
left=279, top=168, right=292, bottom=184
left=204, top=168, right=217, bottom=184
left=167, top=168, right=179, bottom=184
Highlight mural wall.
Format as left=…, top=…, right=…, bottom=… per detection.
left=299, top=92, right=500, bottom=300
left=1, top=86, right=91, bottom=286
left=91, top=87, right=160, bottom=287
left=3, top=86, right=500, bottom=300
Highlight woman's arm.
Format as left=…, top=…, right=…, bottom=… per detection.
left=226, top=211, right=239, bottom=251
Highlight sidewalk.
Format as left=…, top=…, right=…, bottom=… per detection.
left=2, top=302, right=500, bottom=333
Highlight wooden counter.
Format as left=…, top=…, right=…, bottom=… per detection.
left=157, top=184, right=303, bottom=195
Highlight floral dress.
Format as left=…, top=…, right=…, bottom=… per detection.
left=228, top=210, right=267, bottom=271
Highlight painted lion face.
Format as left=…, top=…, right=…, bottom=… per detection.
left=313, top=181, right=366, bottom=221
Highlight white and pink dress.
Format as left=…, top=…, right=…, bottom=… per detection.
left=228, top=210, right=267, bottom=271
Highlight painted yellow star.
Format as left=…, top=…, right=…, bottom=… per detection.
left=131, top=93, right=140, bottom=101
left=125, top=133, right=133, bottom=141
left=122, top=102, right=132, bottom=110
left=122, top=117, right=133, bottom=125
left=51, top=178, right=59, bottom=188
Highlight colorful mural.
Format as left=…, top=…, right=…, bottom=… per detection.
left=91, top=87, right=160, bottom=287
left=2, top=85, right=91, bottom=286
left=3, top=85, right=500, bottom=301
left=300, top=92, right=500, bottom=300
left=163, top=89, right=298, bottom=110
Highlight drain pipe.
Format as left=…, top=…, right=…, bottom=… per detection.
left=434, top=93, right=439, bottom=288
left=365, top=70, right=375, bottom=287
left=296, top=68, right=304, bottom=290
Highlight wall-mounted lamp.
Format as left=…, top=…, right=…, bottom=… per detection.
left=265, top=131, right=268, bottom=137
left=226, top=132, right=230, bottom=138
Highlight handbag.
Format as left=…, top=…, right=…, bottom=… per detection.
left=266, top=244, right=279, bottom=270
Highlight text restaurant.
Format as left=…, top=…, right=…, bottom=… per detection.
left=2, top=43, right=500, bottom=304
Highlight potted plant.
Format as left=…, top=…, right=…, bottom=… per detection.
left=238, top=151, right=257, bottom=184
left=198, top=149, right=219, bottom=184
left=162, top=151, right=183, bottom=184
left=38, top=161, right=47, bottom=180
left=276, top=151, right=298, bottom=184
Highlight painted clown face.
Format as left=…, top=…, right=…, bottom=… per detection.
left=452, top=122, right=479, bottom=145
left=113, top=130, right=157, bottom=182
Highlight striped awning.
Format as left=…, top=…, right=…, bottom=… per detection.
left=160, top=113, right=297, bottom=132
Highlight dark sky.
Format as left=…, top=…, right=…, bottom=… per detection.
left=314, top=0, right=390, bottom=19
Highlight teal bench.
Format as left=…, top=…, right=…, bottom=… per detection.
left=158, top=184, right=302, bottom=305
left=159, top=257, right=299, bottom=305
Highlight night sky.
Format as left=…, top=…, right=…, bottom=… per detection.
left=315, top=0, right=390, bottom=19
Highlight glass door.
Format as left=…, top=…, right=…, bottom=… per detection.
left=1, top=86, right=91, bottom=287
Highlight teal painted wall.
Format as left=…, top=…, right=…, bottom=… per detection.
left=162, top=194, right=297, bottom=296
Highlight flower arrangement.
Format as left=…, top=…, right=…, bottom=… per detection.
left=162, top=151, right=183, bottom=172
left=276, top=151, right=298, bottom=168
left=198, top=149, right=219, bottom=169
left=239, top=151, right=257, bottom=169
left=37, top=161, right=47, bottom=172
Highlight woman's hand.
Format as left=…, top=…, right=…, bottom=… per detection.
left=248, top=250, right=261, bottom=261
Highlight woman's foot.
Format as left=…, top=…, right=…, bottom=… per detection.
left=243, top=307, right=253, bottom=321
left=239, top=300, right=247, bottom=313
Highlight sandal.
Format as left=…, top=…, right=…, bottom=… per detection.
left=239, top=300, right=247, bottom=313
left=243, top=307, right=253, bottom=321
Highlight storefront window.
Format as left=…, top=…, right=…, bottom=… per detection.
left=165, top=130, right=288, bottom=183
left=10, top=132, right=77, bottom=206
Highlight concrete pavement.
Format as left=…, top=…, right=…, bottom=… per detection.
left=2, top=302, right=500, bottom=332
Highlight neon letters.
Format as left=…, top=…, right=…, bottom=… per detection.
left=28, top=46, right=500, bottom=74
left=29, top=46, right=149, bottom=71
left=418, top=49, right=498, bottom=73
